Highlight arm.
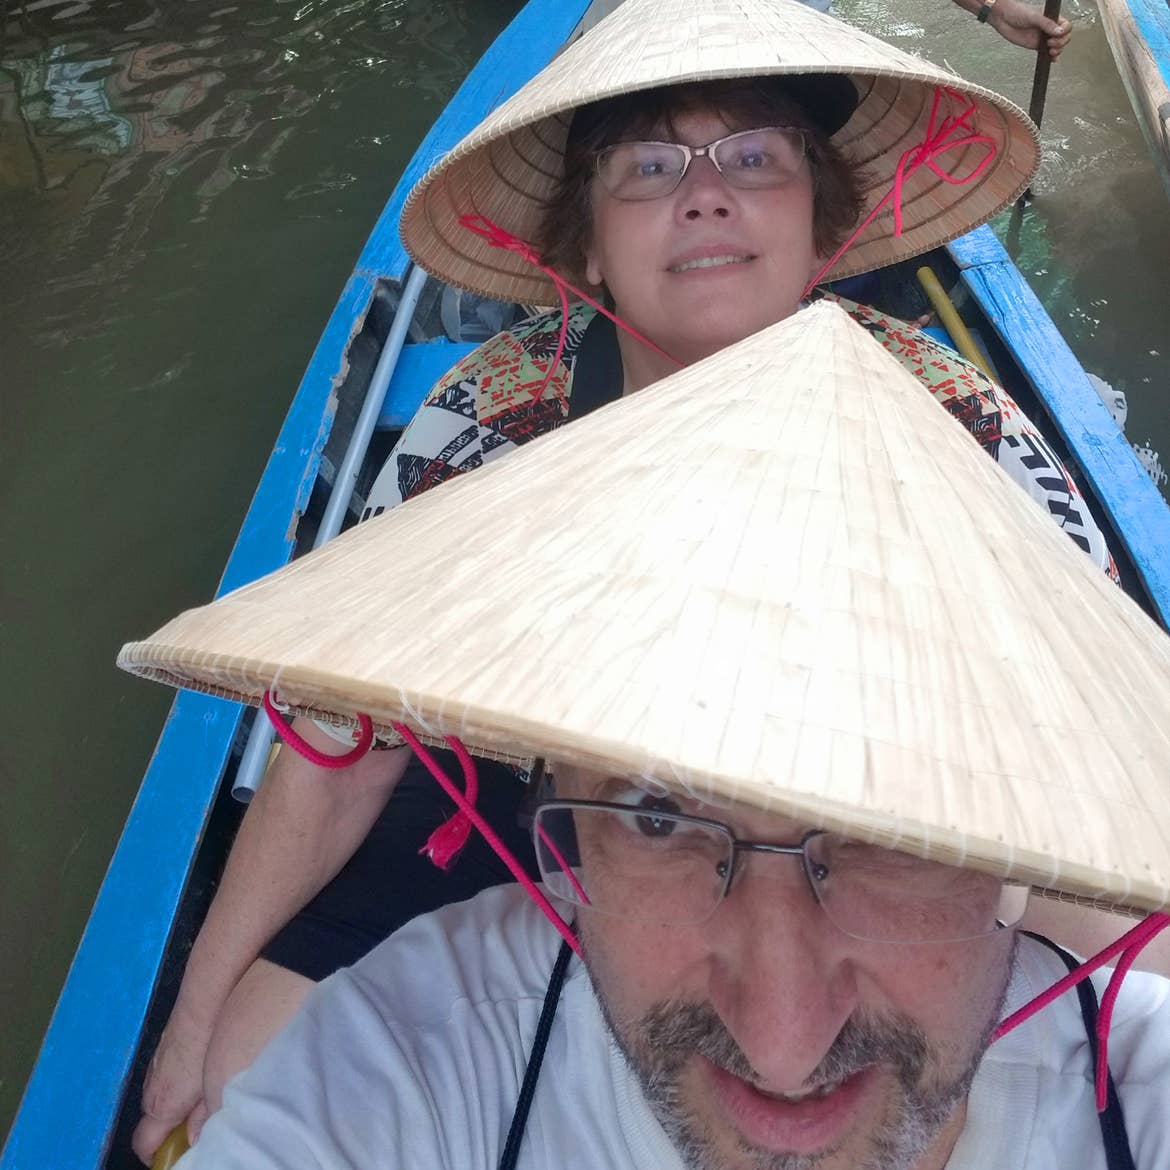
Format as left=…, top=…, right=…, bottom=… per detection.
left=950, top=0, right=1073, bottom=58
left=140, top=315, right=566, bottom=1163
left=132, top=720, right=409, bottom=1163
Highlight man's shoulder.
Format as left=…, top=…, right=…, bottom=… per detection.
left=999, top=935, right=1170, bottom=1069
left=951, top=936, right=1170, bottom=1169
left=344, top=884, right=571, bottom=1022
left=183, top=889, right=591, bottom=1169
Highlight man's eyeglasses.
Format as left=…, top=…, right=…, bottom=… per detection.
left=532, top=799, right=1029, bottom=944
left=594, top=127, right=809, bottom=201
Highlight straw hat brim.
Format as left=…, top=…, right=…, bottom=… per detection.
left=119, top=303, right=1170, bottom=918
left=400, top=0, right=1040, bottom=303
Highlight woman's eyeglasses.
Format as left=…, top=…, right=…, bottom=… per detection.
left=594, top=126, right=809, bottom=201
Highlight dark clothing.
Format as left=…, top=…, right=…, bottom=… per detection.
left=261, top=752, right=537, bottom=980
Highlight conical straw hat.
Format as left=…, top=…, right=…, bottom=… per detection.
left=400, top=0, right=1040, bottom=303
left=118, top=303, right=1170, bottom=916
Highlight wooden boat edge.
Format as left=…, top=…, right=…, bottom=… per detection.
left=951, top=225, right=1170, bottom=626
left=1096, top=0, right=1170, bottom=198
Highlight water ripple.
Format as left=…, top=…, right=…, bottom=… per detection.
left=0, top=0, right=506, bottom=313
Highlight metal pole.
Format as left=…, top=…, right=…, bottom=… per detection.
left=315, top=264, right=429, bottom=546
left=231, top=263, right=430, bottom=801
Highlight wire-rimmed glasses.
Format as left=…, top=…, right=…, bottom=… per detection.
left=532, top=799, right=1029, bottom=944
left=594, top=126, right=810, bottom=201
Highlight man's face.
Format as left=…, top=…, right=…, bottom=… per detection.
left=556, top=766, right=1016, bottom=1170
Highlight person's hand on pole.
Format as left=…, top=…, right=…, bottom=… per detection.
left=957, top=0, right=1072, bottom=58
left=992, top=0, right=1071, bottom=57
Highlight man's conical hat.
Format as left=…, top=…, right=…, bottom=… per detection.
left=400, top=0, right=1040, bottom=303
left=119, top=304, right=1170, bottom=917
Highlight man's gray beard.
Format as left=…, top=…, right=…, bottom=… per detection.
left=590, top=958, right=1013, bottom=1170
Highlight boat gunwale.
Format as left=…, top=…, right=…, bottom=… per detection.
left=1095, top=0, right=1170, bottom=198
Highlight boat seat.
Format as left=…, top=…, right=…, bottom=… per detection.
left=377, top=340, right=481, bottom=430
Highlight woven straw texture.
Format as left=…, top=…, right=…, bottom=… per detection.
left=400, top=0, right=1040, bottom=303
left=119, top=304, right=1170, bottom=915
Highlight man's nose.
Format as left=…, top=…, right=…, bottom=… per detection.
left=676, top=155, right=735, bottom=220
left=702, top=862, right=858, bottom=1089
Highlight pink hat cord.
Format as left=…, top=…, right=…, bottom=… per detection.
left=262, top=693, right=578, bottom=950
left=458, top=212, right=683, bottom=401
left=263, top=694, right=580, bottom=955
left=993, top=911, right=1170, bottom=1111
left=263, top=691, right=374, bottom=768
left=391, top=724, right=583, bottom=959
left=802, top=86, right=997, bottom=297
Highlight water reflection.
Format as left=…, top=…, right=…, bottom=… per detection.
left=0, top=0, right=499, bottom=315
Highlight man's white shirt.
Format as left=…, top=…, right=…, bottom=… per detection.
left=177, top=885, right=1170, bottom=1169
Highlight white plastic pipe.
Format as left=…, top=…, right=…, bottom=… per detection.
left=231, top=264, right=429, bottom=801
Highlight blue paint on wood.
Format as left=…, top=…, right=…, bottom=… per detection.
left=2, top=3, right=594, bottom=1167
left=950, top=226, right=1170, bottom=626
left=221, top=273, right=373, bottom=593
left=1106, top=0, right=1170, bottom=192
left=378, top=340, right=481, bottom=429
left=1, top=694, right=242, bottom=1170
left=1121, top=0, right=1170, bottom=87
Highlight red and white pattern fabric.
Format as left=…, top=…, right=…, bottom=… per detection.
left=364, top=298, right=1117, bottom=582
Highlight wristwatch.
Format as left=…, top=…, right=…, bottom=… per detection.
left=977, top=0, right=997, bottom=22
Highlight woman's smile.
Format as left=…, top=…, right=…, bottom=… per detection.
left=667, top=251, right=756, bottom=274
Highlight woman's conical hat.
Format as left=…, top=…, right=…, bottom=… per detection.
left=118, top=304, right=1170, bottom=917
left=400, top=0, right=1040, bottom=303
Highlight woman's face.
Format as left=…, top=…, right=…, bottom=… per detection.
left=584, top=106, right=821, bottom=368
